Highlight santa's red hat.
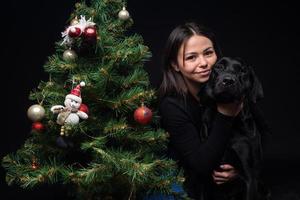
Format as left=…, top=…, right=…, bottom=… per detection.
left=65, top=81, right=85, bottom=103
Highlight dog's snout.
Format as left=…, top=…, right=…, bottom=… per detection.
left=222, top=77, right=235, bottom=86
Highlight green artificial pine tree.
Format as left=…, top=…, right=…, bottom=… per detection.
left=2, top=0, right=187, bottom=199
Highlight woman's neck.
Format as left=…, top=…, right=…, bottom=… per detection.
left=185, top=80, right=201, bottom=102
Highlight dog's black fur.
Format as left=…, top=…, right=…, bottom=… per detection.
left=198, top=57, right=271, bottom=200
left=200, top=56, right=264, bottom=104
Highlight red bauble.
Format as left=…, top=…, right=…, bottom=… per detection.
left=31, top=161, right=39, bottom=170
left=83, top=26, right=97, bottom=40
left=68, top=27, right=82, bottom=37
left=134, top=105, right=153, bottom=125
left=79, top=103, right=89, bottom=114
left=32, top=122, right=44, bottom=132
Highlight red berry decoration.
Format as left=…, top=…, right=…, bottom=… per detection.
left=68, top=27, right=82, bottom=37
left=134, top=104, right=153, bottom=125
left=79, top=103, right=89, bottom=114
left=83, top=26, right=97, bottom=41
left=32, top=122, right=44, bottom=132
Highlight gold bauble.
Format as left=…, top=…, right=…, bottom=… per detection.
left=63, top=49, right=78, bottom=62
left=70, top=17, right=79, bottom=25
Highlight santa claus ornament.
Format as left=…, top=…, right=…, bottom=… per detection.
left=51, top=81, right=88, bottom=135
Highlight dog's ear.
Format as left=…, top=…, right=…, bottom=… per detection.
left=198, top=82, right=214, bottom=106
left=248, top=65, right=264, bottom=103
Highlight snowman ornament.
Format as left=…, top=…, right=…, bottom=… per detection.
left=51, top=82, right=88, bottom=135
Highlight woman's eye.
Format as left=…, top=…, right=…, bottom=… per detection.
left=204, top=51, right=214, bottom=57
left=186, top=55, right=196, bottom=60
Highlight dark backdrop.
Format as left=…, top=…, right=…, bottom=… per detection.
left=1, top=0, right=299, bottom=199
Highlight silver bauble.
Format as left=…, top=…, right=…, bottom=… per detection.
left=118, top=7, right=130, bottom=20
left=63, top=49, right=78, bottom=62
left=27, top=104, right=45, bottom=122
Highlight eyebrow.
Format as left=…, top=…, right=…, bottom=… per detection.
left=184, top=47, right=214, bottom=56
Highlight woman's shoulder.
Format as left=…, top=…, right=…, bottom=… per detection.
left=159, top=94, right=192, bottom=125
left=159, top=94, right=186, bottom=110
left=159, top=93, right=200, bottom=118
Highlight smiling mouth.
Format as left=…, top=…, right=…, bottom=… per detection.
left=197, top=70, right=211, bottom=76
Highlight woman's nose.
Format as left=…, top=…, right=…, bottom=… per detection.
left=198, top=56, right=208, bottom=68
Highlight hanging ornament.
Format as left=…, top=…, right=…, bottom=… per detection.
left=68, top=26, right=82, bottom=37
left=70, top=16, right=79, bottom=26
left=118, top=6, right=130, bottom=20
left=63, top=49, right=78, bottom=62
left=83, top=26, right=97, bottom=41
left=79, top=103, right=89, bottom=114
left=50, top=82, right=88, bottom=135
left=31, top=157, right=39, bottom=170
left=134, top=103, right=153, bottom=125
left=61, top=15, right=96, bottom=46
left=32, top=122, right=44, bottom=132
left=27, top=104, right=45, bottom=122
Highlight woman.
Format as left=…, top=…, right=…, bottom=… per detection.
left=158, top=22, right=270, bottom=199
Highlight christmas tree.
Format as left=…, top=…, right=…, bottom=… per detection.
left=2, top=0, right=185, bottom=199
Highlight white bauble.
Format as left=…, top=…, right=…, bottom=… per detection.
left=118, top=7, right=130, bottom=20
left=27, top=104, right=45, bottom=122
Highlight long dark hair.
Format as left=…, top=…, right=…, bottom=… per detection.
left=158, top=22, right=222, bottom=99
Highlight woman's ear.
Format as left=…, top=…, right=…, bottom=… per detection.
left=171, top=61, right=180, bottom=72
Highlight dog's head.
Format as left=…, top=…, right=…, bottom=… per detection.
left=199, top=57, right=264, bottom=104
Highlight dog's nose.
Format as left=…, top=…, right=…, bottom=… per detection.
left=222, top=77, right=235, bottom=86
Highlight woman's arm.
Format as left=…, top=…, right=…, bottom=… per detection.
left=160, top=98, right=235, bottom=178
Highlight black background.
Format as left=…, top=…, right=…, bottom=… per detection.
left=1, top=0, right=299, bottom=199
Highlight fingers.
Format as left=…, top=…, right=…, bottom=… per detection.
left=213, top=170, right=231, bottom=179
left=220, top=164, right=234, bottom=171
left=212, top=169, right=238, bottom=185
left=212, top=173, right=228, bottom=181
left=212, top=172, right=227, bottom=185
left=212, top=164, right=238, bottom=185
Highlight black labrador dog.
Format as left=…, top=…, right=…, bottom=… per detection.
left=198, top=57, right=271, bottom=200
left=200, top=56, right=263, bottom=104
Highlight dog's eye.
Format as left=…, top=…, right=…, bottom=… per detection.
left=239, top=66, right=248, bottom=73
left=214, top=64, right=225, bottom=70
left=233, top=64, right=247, bottom=73
left=241, top=67, right=247, bottom=73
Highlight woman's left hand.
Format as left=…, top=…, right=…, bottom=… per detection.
left=212, top=164, right=238, bottom=185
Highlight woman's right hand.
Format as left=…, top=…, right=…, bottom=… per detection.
left=217, top=101, right=243, bottom=117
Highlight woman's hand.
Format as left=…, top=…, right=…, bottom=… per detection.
left=212, top=164, right=238, bottom=185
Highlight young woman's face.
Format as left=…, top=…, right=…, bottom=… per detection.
left=173, top=34, right=217, bottom=85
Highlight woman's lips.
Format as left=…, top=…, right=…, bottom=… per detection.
left=197, top=69, right=211, bottom=76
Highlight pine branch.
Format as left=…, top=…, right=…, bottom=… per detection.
left=120, top=68, right=150, bottom=89
left=103, top=118, right=128, bottom=134
left=97, top=88, right=155, bottom=114
left=44, top=55, right=77, bottom=72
